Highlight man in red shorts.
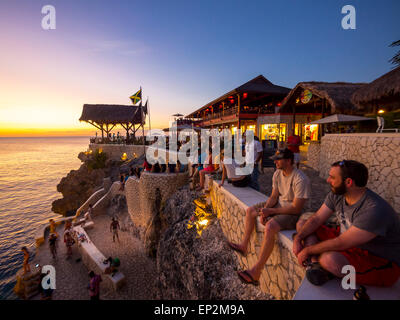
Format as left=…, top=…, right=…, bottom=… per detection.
left=293, top=160, right=400, bottom=286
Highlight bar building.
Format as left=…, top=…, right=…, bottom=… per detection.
left=278, top=81, right=366, bottom=144
left=185, top=75, right=291, bottom=137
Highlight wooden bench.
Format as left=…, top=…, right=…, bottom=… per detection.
left=73, top=226, right=125, bottom=291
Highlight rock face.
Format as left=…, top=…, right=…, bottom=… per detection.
left=155, top=187, right=271, bottom=300
left=51, top=151, right=121, bottom=216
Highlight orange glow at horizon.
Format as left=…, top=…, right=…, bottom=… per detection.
left=0, top=120, right=168, bottom=137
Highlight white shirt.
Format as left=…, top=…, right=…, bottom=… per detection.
left=223, top=158, right=243, bottom=179
left=245, top=140, right=263, bottom=164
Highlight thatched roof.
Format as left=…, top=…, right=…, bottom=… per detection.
left=280, top=82, right=366, bottom=113
left=352, top=67, right=400, bottom=108
left=79, top=104, right=143, bottom=124
left=186, top=75, right=291, bottom=118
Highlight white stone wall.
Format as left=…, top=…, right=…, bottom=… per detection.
left=307, top=141, right=321, bottom=171
left=89, top=144, right=148, bottom=161
left=308, top=133, right=400, bottom=214
left=209, top=180, right=305, bottom=299
left=125, top=172, right=189, bottom=229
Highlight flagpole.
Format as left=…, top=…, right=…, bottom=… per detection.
left=141, top=88, right=145, bottom=154
left=147, top=96, right=151, bottom=133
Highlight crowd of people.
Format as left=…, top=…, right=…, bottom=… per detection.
left=21, top=129, right=400, bottom=300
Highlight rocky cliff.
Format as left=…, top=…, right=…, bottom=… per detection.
left=154, top=187, right=272, bottom=300
left=51, top=151, right=121, bottom=216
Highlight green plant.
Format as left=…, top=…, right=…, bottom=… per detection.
left=87, top=149, right=107, bottom=170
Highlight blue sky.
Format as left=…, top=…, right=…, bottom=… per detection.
left=0, top=0, right=399, bottom=133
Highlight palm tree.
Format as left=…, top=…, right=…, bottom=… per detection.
left=389, top=40, right=400, bottom=67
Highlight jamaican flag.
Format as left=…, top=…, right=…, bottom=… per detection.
left=130, top=89, right=142, bottom=105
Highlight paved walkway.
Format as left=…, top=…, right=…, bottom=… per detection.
left=31, top=164, right=328, bottom=300
left=32, top=212, right=158, bottom=300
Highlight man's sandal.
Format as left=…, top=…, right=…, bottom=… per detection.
left=237, top=270, right=260, bottom=286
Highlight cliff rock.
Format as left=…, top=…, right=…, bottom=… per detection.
left=155, top=187, right=272, bottom=300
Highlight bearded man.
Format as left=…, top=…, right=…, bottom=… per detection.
left=294, top=160, right=400, bottom=287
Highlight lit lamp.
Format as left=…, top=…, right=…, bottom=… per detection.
left=378, top=109, right=385, bottom=114
left=121, top=153, right=127, bottom=161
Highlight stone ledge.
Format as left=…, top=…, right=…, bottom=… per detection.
left=212, top=180, right=296, bottom=251
left=210, top=178, right=400, bottom=300
left=294, top=277, right=400, bottom=300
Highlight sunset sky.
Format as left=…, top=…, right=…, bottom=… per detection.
left=0, top=0, right=399, bottom=136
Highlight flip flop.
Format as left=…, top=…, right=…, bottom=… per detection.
left=237, top=270, right=259, bottom=286
left=227, top=241, right=246, bottom=257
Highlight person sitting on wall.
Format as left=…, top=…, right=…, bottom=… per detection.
left=293, top=160, right=400, bottom=287
left=196, top=147, right=216, bottom=191
left=244, top=135, right=263, bottom=191
left=176, top=160, right=187, bottom=173
left=189, top=148, right=206, bottom=186
left=151, top=162, right=162, bottom=173
left=143, top=157, right=152, bottom=172
left=230, top=148, right=311, bottom=285
left=218, top=149, right=251, bottom=188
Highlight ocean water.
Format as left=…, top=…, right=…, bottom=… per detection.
left=0, top=136, right=89, bottom=299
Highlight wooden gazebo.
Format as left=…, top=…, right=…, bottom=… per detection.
left=79, top=104, right=145, bottom=140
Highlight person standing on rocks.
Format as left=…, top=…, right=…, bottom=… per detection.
left=21, top=247, right=31, bottom=275
left=49, top=233, right=58, bottom=259
left=110, top=217, right=121, bottom=243
left=64, top=229, right=75, bottom=259
left=88, top=271, right=102, bottom=300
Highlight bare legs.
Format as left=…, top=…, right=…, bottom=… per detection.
left=233, top=205, right=281, bottom=281
left=246, top=219, right=281, bottom=280
left=296, top=219, right=350, bottom=278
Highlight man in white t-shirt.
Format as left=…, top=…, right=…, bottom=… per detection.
left=218, top=150, right=251, bottom=188
left=229, top=148, right=311, bottom=285
left=245, top=136, right=263, bottom=191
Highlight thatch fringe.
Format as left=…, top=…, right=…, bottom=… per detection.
left=280, top=82, right=366, bottom=113
left=79, top=104, right=142, bottom=124
left=351, top=67, right=400, bottom=107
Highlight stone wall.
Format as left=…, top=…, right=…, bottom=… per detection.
left=125, top=172, right=189, bottom=230
left=209, top=180, right=305, bottom=300
left=306, top=141, right=321, bottom=171
left=89, top=144, right=148, bottom=161
left=307, top=133, right=400, bottom=214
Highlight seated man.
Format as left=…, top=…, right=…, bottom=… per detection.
left=294, top=160, right=400, bottom=287
left=218, top=149, right=251, bottom=188
left=230, top=148, right=311, bottom=285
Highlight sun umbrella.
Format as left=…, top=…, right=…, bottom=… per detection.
left=309, top=114, right=374, bottom=124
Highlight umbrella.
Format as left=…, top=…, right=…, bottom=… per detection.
left=309, top=114, right=374, bottom=125
left=172, top=113, right=184, bottom=117
left=163, top=124, right=202, bottom=132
